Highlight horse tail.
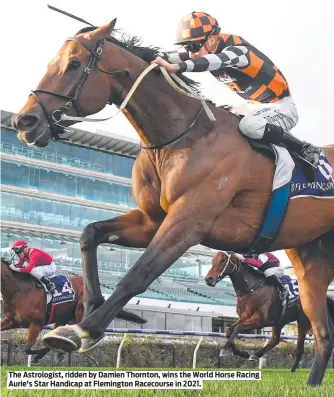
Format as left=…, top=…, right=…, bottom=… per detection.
left=116, top=309, right=147, bottom=324
left=326, top=296, right=334, bottom=324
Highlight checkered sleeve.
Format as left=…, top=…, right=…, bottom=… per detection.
left=178, top=45, right=249, bottom=73
left=164, top=48, right=190, bottom=64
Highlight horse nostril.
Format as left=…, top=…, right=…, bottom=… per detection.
left=15, top=114, right=39, bottom=131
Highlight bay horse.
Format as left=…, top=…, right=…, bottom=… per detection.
left=205, top=251, right=334, bottom=372
left=13, top=21, right=334, bottom=385
left=0, top=259, right=146, bottom=363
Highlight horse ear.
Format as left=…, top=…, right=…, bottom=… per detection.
left=89, top=18, right=117, bottom=41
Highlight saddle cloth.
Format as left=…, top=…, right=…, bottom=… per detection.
left=280, top=275, right=299, bottom=307
left=43, top=275, right=75, bottom=305
left=45, top=275, right=76, bottom=324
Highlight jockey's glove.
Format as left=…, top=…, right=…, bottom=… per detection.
left=10, top=263, right=20, bottom=272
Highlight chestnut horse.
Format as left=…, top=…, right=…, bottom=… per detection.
left=205, top=251, right=334, bottom=372
left=0, top=259, right=146, bottom=363
left=13, top=21, right=334, bottom=385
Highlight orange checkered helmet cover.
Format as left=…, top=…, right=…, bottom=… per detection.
left=175, top=12, right=220, bottom=45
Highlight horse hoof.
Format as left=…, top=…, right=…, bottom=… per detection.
left=248, top=354, right=258, bottom=361
left=78, top=333, right=105, bottom=353
left=42, top=325, right=84, bottom=353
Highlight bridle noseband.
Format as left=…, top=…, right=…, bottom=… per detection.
left=30, top=36, right=127, bottom=141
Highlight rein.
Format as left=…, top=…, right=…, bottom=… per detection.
left=3, top=285, right=20, bottom=303
left=30, top=31, right=215, bottom=147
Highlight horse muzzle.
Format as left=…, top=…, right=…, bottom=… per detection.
left=205, top=276, right=219, bottom=287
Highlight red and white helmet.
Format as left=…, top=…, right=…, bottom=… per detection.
left=11, top=239, right=28, bottom=254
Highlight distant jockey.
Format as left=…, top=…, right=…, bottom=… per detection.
left=10, top=239, right=56, bottom=293
left=235, top=251, right=288, bottom=311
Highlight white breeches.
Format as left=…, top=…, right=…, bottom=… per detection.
left=239, top=96, right=299, bottom=139
left=264, top=265, right=284, bottom=279
left=30, top=262, right=56, bottom=279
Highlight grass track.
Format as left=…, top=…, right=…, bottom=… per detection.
left=2, top=367, right=334, bottom=397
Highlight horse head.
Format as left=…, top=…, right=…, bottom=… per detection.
left=13, top=20, right=203, bottom=149
left=205, top=251, right=240, bottom=287
left=13, top=20, right=122, bottom=147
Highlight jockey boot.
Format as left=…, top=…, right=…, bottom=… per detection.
left=266, top=274, right=288, bottom=317
left=262, top=123, right=321, bottom=167
left=40, top=276, right=56, bottom=293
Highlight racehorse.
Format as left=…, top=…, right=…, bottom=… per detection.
left=0, top=259, right=146, bottom=363
left=13, top=21, right=334, bottom=385
left=205, top=251, right=334, bottom=372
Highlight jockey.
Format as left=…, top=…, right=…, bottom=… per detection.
left=235, top=252, right=288, bottom=309
left=10, top=239, right=57, bottom=293
left=152, top=11, right=320, bottom=167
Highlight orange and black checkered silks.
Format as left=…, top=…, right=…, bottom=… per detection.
left=216, top=34, right=290, bottom=103
left=175, top=12, right=219, bottom=44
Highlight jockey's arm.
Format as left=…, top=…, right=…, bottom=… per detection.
left=18, top=251, right=38, bottom=273
left=178, top=45, right=250, bottom=73
left=164, top=48, right=190, bottom=64
left=236, top=253, right=270, bottom=268
left=15, top=257, right=25, bottom=268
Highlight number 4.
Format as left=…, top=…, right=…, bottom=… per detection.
left=62, top=282, right=72, bottom=294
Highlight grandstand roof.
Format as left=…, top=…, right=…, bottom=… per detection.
left=1, top=110, right=140, bottom=158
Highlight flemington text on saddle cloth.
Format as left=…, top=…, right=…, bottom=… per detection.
left=290, top=151, right=334, bottom=199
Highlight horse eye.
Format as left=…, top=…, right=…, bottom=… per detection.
left=68, top=60, right=81, bottom=71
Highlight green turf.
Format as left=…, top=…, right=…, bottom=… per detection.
left=1, top=367, right=334, bottom=397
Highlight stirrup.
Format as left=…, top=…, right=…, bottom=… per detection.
left=300, top=144, right=321, bottom=167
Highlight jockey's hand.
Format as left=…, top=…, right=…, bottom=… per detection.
left=234, top=253, right=244, bottom=260
left=10, top=263, right=20, bottom=272
left=151, top=57, right=180, bottom=73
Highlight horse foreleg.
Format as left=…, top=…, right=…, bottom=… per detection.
left=291, top=313, right=310, bottom=373
left=78, top=208, right=212, bottom=334
left=24, top=323, right=45, bottom=356
left=250, top=326, right=282, bottom=360
left=286, top=248, right=334, bottom=386
left=224, top=317, right=261, bottom=352
left=43, top=204, right=215, bottom=353
left=79, top=209, right=160, bottom=319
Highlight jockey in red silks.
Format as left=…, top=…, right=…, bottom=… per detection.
left=10, top=239, right=57, bottom=293
left=234, top=252, right=288, bottom=310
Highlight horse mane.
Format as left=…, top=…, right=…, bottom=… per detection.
left=76, top=26, right=216, bottom=104
left=1, top=258, right=34, bottom=282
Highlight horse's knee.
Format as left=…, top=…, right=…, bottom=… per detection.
left=80, top=223, right=100, bottom=251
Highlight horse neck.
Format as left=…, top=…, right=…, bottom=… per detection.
left=107, top=44, right=204, bottom=148
left=229, top=262, right=261, bottom=296
left=1, top=264, right=19, bottom=299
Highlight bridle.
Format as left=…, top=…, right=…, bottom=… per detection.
left=217, top=251, right=241, bottom=281
left=30, top=36, right=128, bottom=141
left=29, top=29, right=216, bottom=150
left=217, top=252, right=265, bottom=295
